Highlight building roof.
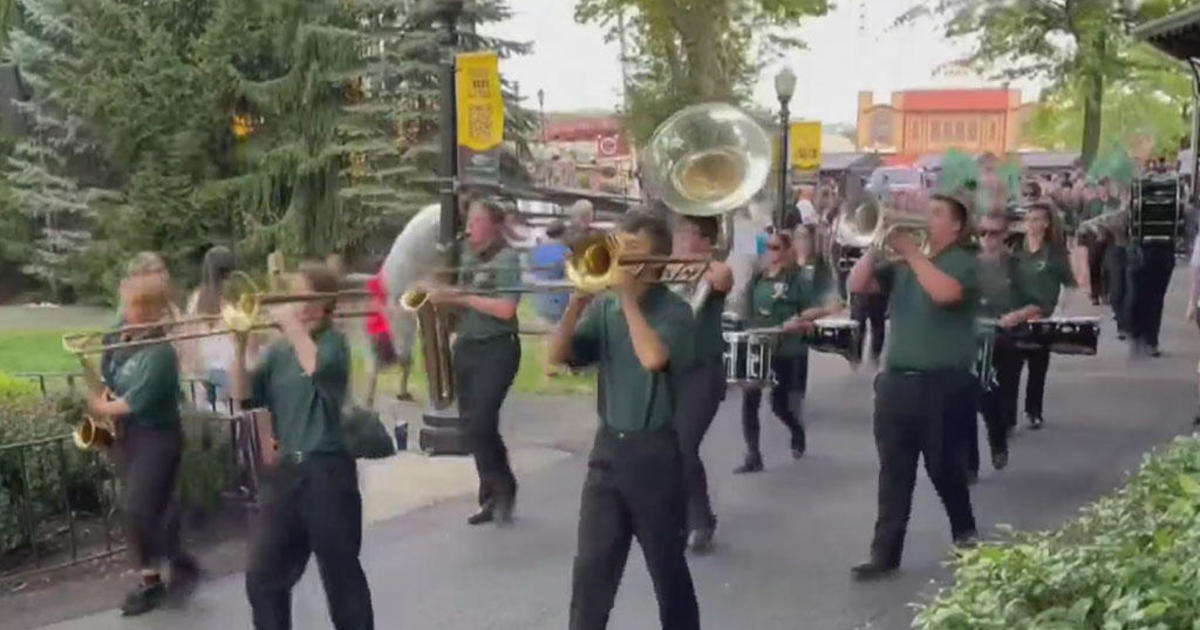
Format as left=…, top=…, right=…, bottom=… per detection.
left=901, top=89, right=1013, bottom=113
left=1133, top=5, right=1200, bottom=61
left=1019, top=151, right=1080, bottom=170
left=820, top=152, right=881, bottom=172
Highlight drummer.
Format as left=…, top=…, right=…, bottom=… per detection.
left=1012, top=202, right=1076, bottom=430
left=734, top=227, right=839, bottom=473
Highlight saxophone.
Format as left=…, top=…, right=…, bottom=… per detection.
left=62, top=335, right=117, bottom=451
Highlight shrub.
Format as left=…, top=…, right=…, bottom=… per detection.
left=914, top=435, right=1200, bottom=629
left=0, top=385, right=236, bottom=559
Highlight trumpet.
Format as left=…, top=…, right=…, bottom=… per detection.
left=834, top=201, right=930, bottom=261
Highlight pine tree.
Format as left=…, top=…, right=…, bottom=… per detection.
left=4, top=0, right=116, bottom=300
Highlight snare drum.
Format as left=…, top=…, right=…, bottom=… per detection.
left=723, top=330, right=777, bottom=386
left=808, top=319, right=862, bottom=363
left=1008, top=316, right=1100, bottom=355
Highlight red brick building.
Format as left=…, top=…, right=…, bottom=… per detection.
left=856, top=89, right=1038, bottom=156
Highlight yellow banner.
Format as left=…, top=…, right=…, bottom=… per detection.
left=790, top=121, right=822, bottom=171
left=456, top=51, right=505, bottom=152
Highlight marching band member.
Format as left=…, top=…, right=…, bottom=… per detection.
left=734, top=227, right=832, bottom=473
left=847, top=193, right=979, bottom=581
left=1126, top=211, right=1176, bottom=360
left=89, top=270, right=198, bottom=615
left=972, top=212, right=1042, bottom=477
left=1013, top=203, right=1076, bottom=429
left=672, top=214, right=734, bottom=552
left=234, top=262, right=374, bottom=630
left=423, top=198, right=523, bottom=525
left=549, top=211, right=700, bottom=630
left=1187, top=230, right=1200, bottom=425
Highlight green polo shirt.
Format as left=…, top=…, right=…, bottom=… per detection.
left=693, top=289, right=727, bottom=363
left=977, top=256, right=1026, bottom=318
left=747, top=264, right=829, bottom=356
left=457, top=245, right=520, bottom=340
left=1013, top=243, right=1074, bottom=314
left=881, top=245, right=980, bottom=372
left=1084, top=199, right=1104, bottom=221
left=248, top=328, right=349, bottom=455
left=110, top=343, right=181, bottom=430
left=569, top=285, right=696, bottom=433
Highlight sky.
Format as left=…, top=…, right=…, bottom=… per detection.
left=484, top=0, right=1045, bottom=127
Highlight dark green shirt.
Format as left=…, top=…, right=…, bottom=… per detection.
left=248, top=328, right=349, bottom=455
left=693, top=289, right=727, bottom=363
left=457, top=246, right=521, bottom=339
left=977, top=256, right=1026, bottom=318
left=747, top=264, right=829, bottom=356
left=1013, top=243, right=1074, bottom=314
left=881, top=245, right=980, bottom=372
left=569, top=285, right=696, bottom=432
left=110, top=343, right=181, bottom=430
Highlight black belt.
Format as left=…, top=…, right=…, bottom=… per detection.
left=279, top=451, right=348, bottom=465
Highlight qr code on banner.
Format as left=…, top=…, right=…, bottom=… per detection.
left=468, top=105, right=493, bottom=140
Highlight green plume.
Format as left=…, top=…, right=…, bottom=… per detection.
left=1087, top=146, right=1136, bottom=186
left=937, top=149, right=982, bottom=215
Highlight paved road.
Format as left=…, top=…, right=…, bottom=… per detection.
left=14, top=274, right=1200, bottom=630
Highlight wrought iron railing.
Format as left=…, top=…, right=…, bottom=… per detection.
left=1, top=373, right=269, bottom=580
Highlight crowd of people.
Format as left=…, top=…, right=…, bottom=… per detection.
left=79, top=147, right=1191, bottom=629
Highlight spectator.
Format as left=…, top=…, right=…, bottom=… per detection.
left=530, top=220, right=572, bottom=378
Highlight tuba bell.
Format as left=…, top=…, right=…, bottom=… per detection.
left=641, top=103, right=772, bottom=312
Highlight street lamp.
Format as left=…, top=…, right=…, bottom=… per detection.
left=774, top=66, right=797, bottom=228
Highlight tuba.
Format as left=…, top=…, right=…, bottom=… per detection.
left=399, top=287, right=455, bottom=410
left=834, top=199, right=930, bottom=262
left=641, top=103, right=771, bottom=313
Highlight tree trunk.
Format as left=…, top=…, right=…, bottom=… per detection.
left=1081, top=68, right=1103, bottom=168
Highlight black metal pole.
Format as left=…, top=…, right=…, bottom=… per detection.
left=437, top=2, right=462, bottom=265
left=776, top=101, right=791, bottom=228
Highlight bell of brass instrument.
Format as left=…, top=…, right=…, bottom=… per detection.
left=62, top=337, right=117, bottom=452
left=835, top=200, right=929, bottom=262
left=399, top=288, right=455, bottom=410
left=641, top=103, right=769, bottom=313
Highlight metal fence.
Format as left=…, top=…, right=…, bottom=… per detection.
left=1, top=372, right=266, bottom=580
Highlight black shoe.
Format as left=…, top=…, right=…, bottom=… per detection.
left=121, top=580, right=166, bottom=616
left=1090, top=296, right=1100, bottom=306
left=689, top=527, right=715, bottom=554
left=1117, top=331, right=1127, bottom=341
left=1194, top=414, right=1200, bottom=427
left=851, top=561, right=898, bottom=582
left=992, top=451, right=1008, bottom=471
left=733, top=453, right=763, bottom=474
left=791, top=433, right=807, bottom=459
left=1027, top=414, right=1044, bottom=430
left=953, top=531, right=979, bottom=550
left=396, top=392, right=414, bottom=402
left=467, top=506, right=495, bottom=526
left=493, top=495, right=515, bottom=526
left=1147, top=346, right=1161, bottom=357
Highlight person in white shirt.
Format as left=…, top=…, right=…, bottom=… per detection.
left=795, top=185, right=818, bottom=226
left=186, top=246, right=238, bottom=411
left=1186, top=233, right=1200, bottom=425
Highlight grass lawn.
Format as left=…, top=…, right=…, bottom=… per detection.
left=0, top=304, right=594, bottom=399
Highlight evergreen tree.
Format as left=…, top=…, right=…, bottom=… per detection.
left=4, top=0, right=116, bottom=300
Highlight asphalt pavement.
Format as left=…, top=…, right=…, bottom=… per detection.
left=13, top=273, right=1200, bottom=630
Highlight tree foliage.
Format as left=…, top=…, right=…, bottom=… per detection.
left=574, top=0, right=830, bottom=143
left=895, top=0, right=1200, bottom=166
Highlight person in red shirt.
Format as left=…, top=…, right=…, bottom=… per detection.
left=364, top=272, right=410, bottom=406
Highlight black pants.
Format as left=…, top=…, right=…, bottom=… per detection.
left=674, top=360, right=724, bottom=531
left=851, top=292, right=888, bottom=362
left=741, top=353, right=808, bottom=455
left=1105, top=244, right=1129, bottom=332
left=454, top=334, right=521, bottom=507
left=118, top=424, right=186, bottom=570
left=869, top=370, right=977, bottom=568
left=968, top=342, right=1018, bottom=475
left=569, top=429, right=699, bottom=630
left=1016, top=348, right=1050, bottom=419
left=1126, top=245, right=1176, bottom=349
left=1086, top=240, right=1109, bottom=301
left=246, top=454, right=373, bottom=630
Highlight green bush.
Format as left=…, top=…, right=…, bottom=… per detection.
left=0, top=382, right=236, bottom=559
left=914, top=435, right=1200, bottom=629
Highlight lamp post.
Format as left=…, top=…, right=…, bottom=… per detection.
left=434, top=0, right=464, bottom=257
left=774, top=66, right=797, bottom=228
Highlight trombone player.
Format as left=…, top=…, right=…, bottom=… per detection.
left=419, top=198, right=523, bottom=526
left=846, top=193, right=980, bottom=581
